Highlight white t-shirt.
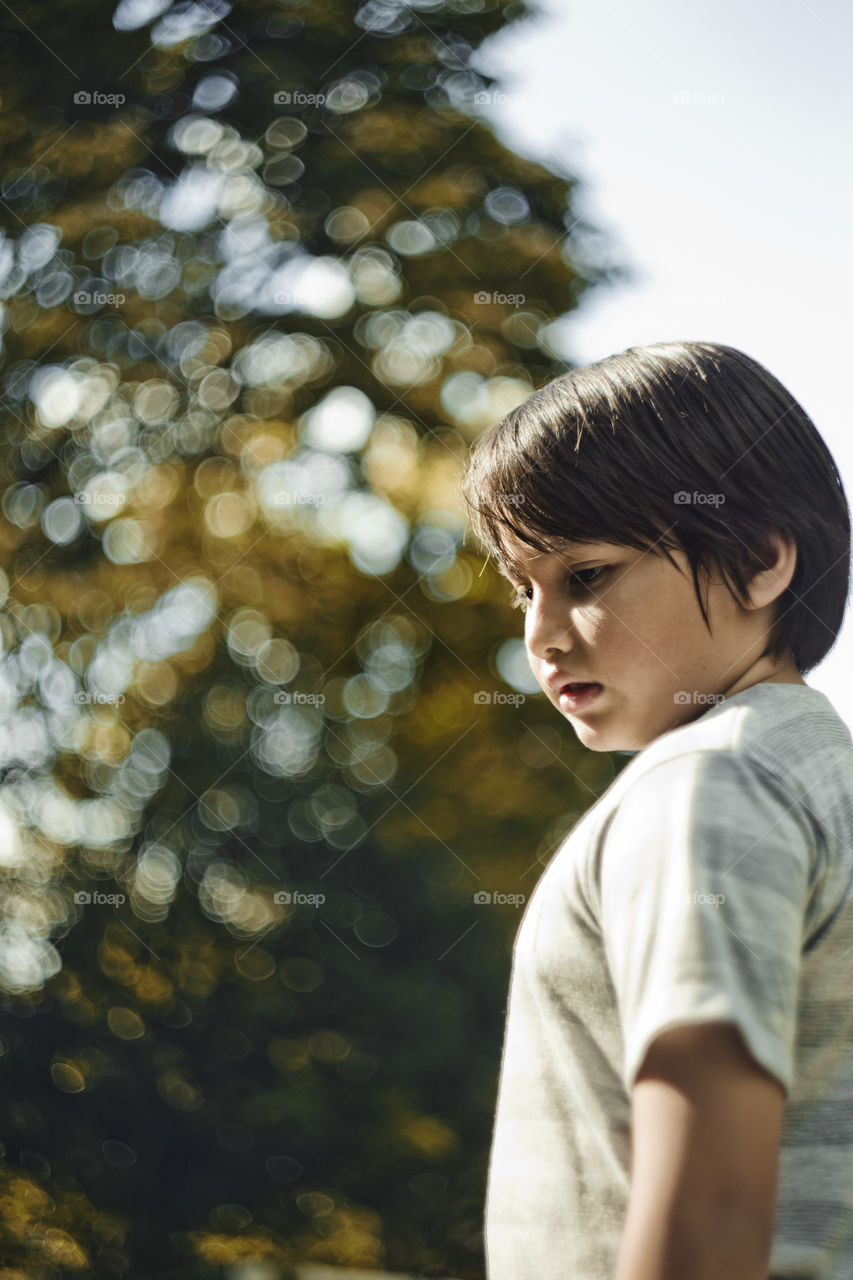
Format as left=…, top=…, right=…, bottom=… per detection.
left=484, top=682, right=853, bottom=1280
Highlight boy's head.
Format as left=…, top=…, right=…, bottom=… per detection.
left=460, top=340, right=851, bottom=751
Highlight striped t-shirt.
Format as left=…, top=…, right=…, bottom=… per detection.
left=484, top=681, right=853, bottom=1280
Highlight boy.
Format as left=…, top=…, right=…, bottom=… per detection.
left=460, top=341, right=853, bottom=1279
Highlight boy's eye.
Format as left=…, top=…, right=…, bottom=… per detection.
left=510, top=566, right=608, bottom=611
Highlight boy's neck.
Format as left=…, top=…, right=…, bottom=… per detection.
left=721, top=657, right=806, bottom=702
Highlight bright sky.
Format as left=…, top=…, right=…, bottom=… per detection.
left=473, top=0, right=853, bottom=728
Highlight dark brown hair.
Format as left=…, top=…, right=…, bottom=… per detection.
left=459, top=340, right=851, bottom=675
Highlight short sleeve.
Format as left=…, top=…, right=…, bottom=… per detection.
left=599, top=749, right=817, bottom=1098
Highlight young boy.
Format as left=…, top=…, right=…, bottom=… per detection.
left=460, top=341, right=853, bottom=1280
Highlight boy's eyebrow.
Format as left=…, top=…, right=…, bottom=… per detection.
left=496, top=555, right=543, bottom=581
left=496, top=545, right=608, bottom=580
left=497, top=561, right=521, bottom=581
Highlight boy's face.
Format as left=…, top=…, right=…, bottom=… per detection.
left=499, top=530, right=804, bottom=752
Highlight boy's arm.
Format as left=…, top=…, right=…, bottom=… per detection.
left=613, top=1019, right=784, bottom=1280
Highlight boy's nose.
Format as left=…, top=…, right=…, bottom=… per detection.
left=525, top=601, right=576, bottom=664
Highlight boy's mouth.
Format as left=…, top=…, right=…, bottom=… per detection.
left=559, top=682, right=603, bottom=710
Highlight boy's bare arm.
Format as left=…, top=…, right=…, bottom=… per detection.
left=613, top=1020, right=784, bottom=1280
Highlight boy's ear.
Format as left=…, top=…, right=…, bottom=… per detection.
left=702, top=532, right=797, bottom=611
left=740, top=531, right=798, bottom=610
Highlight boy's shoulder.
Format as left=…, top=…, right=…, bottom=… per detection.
left=563, top=682, right=853, bottom=867
left=614, top=682, right=851, bottom=797
left=545, top=682, right=853, bottom=917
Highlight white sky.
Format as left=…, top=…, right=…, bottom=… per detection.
left=473, top=0, right=853, bottom=728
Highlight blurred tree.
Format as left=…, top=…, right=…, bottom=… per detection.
left=0, top=1, right=627, bottom=1277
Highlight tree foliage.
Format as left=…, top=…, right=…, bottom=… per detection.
left=0, top=1, right=625, bottom=1275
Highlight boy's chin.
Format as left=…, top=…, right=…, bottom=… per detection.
left=568, top=717, right=646, bottom=754
left=568, top=721, right=621, bottom=753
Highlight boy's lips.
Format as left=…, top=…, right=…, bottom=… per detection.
left=544, top=671, right=602, bottom=694
left=559, top=683, right=603, bottom=712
